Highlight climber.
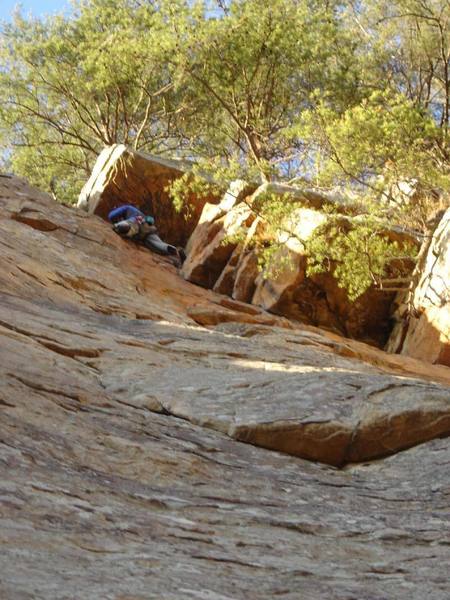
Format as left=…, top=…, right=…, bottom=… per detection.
left=108, top=204, right=186, bottom=265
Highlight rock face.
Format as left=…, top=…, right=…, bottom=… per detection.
left=182, top=182, right=415, bottom=346
left=387, top=209, right=450, bottom=366
left=77, top=144, right=219, bottom=246
left=2, top=173, right=450, bottom=599
left=181, top=179, right=255, bottom=287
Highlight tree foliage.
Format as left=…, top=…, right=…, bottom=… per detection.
left=0, top=0, right=181, bottom=199
left=1, top=0, right=449, bottom=299
left=293, top=1, right=450, bottom=202
left=167, top=0, right=360, bottom=180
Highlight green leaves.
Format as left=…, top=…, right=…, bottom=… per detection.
left=168, top=0, right=358, bottom=180
left=304, top=214, right=418, bottom=301
left=1, top=0, right=448, bottom=301
left=0, top=0, right=181, bottom=202
left=294, top=89, right=449, bottom=209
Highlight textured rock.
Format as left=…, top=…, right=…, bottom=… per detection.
left=77, top=144, right=218, bottom=246
left=184, top=182, right=416, bottom=346
left=2, top=174, right=450, bottom=599
left=250, top=190, right=417, bottom=346
left=181, top=200, right=255, bottom=288
left=251, top=206, right=326, bottom=311
left=3, top=359, right=450, bottom=600
left=145, top=326, right=450, bottom=466
left=213, top=245, right=242, bottom=295
left=183, top=179, right=252, bottom=259
left=387, top=209, right=450, bottom=366
left=213, top=216, right=265, bottom=302
left=184, top=182, right=333, bottom=292
left=232, top=249, right=259, bottom=302
left=254, top=254, right=400, bottom=347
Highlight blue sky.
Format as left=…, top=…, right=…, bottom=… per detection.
left=0, top=1, right=71, bottom=22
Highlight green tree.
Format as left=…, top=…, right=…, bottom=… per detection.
left=289, top=1, right=450, bottom=224
left=167, top=0, right=360, bottom=182
left=0, top=0, right=181, bottom=202
left=2, top=0, right=448, bottom=301
left=279, top=0, right=450, bottom=300
left=348, top=0, right=450, bottom=127
left=166, top=0, right=446, bottom=300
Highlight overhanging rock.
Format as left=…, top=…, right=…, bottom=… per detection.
left=3, top=173, right=450, bottom=469
left=77, top=144, right=219, bottom=246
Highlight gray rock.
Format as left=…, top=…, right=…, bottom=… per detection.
left=1, top=175, right=450, bottom=599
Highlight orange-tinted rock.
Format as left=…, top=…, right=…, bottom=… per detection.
left=232, top=250, right=259, bottom=303
left=77, top=144, right=219, bottom=246
left=213, top=245, right=242, bottom=295
left=213, top=216, right=265, bottom=301
left=4, top=175, right=450, bottom=599
left=182, top=181, right=334, bottom=295
left=387, top=209, right=450, bottom=365
left=254, top=257, right=399, bottom=346
left=181, top=184, right=255, bottom=287
left=182, top=180, right=417, bottom=347
left=250, top=204, right=416, bottom=346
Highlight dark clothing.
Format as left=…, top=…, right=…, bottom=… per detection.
left=144, top=233, right=178, bottom=256
left=108, top=203, right=180, bottom=260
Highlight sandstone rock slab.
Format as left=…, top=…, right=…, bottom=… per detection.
left=181, top=202, right=255, bottom=288
left=183, top=181, right=416, bottom=347
left=140, top=340, right=450, bottom=466
left=2, top=175, right=450, bottom=599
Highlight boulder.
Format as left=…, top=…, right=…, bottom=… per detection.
left=181, top=180, right=255, bottom=287
left=184, top=180, right=416, bottom=346
left=232, top=249, right=259, bottom=302
left=251, top=205, right=328, bottom=316
left=213, top=216, right=265, bottom=302
left=387, top=208, right=450, bottom=365
left=251, top=186, right=419, bottom=346
left=213, top=245, right=242, bottom=296
left=252, top=245, right=402, bottom=348
left=77, top=144, right=218, bottom=246
left=182, top=181, right=329, bottom=290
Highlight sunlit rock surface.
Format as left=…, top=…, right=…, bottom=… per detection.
left=182, top=182, right=416, bottom=346
left=1, top=174, right=450, bottom=599
left=387, top=208, right=450, bottom=366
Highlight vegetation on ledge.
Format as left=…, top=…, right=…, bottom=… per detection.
left=1, top=0, right=449, bottom=298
